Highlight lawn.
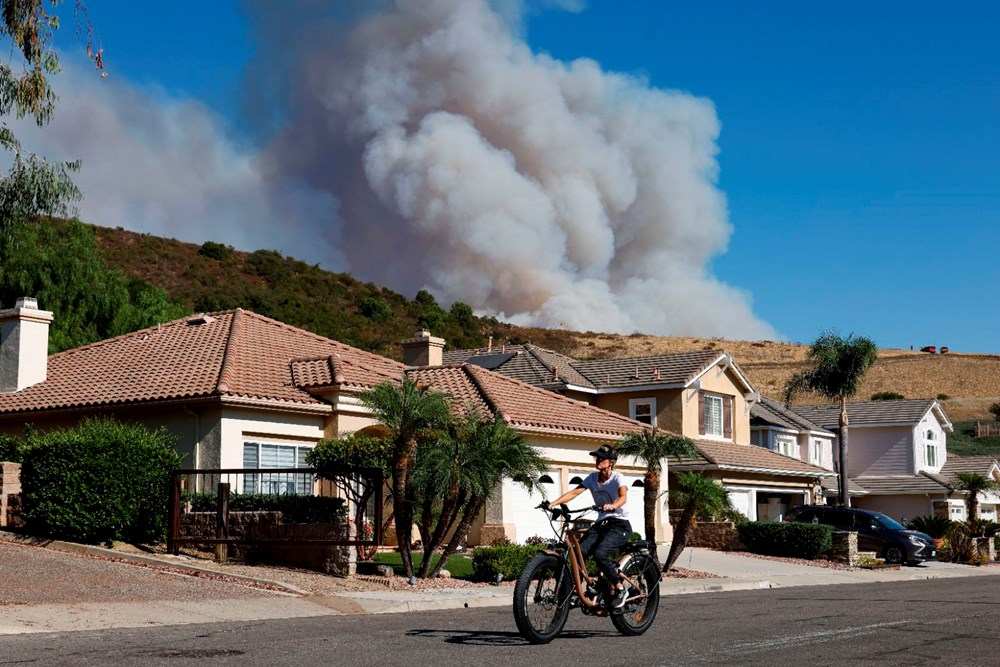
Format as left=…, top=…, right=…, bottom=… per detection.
left=372, top=551, right=476, bottom=579
left=947, top=420, right=1000, bottom=457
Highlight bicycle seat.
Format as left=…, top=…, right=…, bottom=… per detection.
left=621, top=540, right=656, bottom=553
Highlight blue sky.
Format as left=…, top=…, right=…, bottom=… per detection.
left=47, top=1, right=999, bottom=353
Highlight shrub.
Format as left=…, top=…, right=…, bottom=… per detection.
left=19, top=417, right=183, bottom=545
left=905, top=514, right=952, bottom=539
left=359, top=296, right=393, bottom=322
left=197, top=241, right=231, bottom=261
left=991, top=403, right=1000, bottom=424
left=937, top=394, right=950, bottom=401
left=871, top=391, right=905, bottom=401
left=0, top=434, right=23, bottom=463
left=181, top=492, right=346, bottom=524
left=737, top=521, right=833, bottom=559
left=471, top=543, right=545, bottom=581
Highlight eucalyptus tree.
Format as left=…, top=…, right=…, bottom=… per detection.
left=785, top=332, right=878, bottom=507
left=616, top=428, right=697, bottom=543
left=664, top=472, right=733, bottom=571
left=358, top=377, right=452, bottom=577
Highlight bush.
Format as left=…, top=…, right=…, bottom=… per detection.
left=906, top=514, right=953, bottom=539
left=738, top=521, right=833, bottom=559
left=871, top=391, right=905, bottom=401
left=197, top=241, right=232, bottom=261
left=471, top=543, right=545, bottom=581
left=19, top=417, right=183, bottom=545
left=0, top=434, right=23, bottom=463
left=182, top=492, right=346, bottom=524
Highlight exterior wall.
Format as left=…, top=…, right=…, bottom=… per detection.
left=846, top=425, right=913, bottom=476
left=915, top=413, right=947, bottom=473
left=852, top=494, right=945, bottom=523
left=219, top=407, right=330, bottom=469
left=592, top=389, right=682, bottom=432
left=493, top=434, right=672, bottom=545
left=682, top=365, right=750, bottom=443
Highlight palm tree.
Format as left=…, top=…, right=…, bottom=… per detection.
left=954, top=472, right=1000, bottom=521
left=616, top=428, right=697, bottom=543
left=358, top=377, right=452, bottom=577
left=422, top=411, right=547, bottom=578
left=784, top=332, right=878, bottom=508
left=664, top=472, right=732, bottom=571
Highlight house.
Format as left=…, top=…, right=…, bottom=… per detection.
left=447, top=344, right=834, bottom=520
left=749, top=395, right=836, bottom=472
left=788, top=399, right=956, bottom=520
left=0, top=300, right=661, bottom=544
left=935, top=456, right=1000, bottom=522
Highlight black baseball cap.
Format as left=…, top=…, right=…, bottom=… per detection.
left=589, top=444, right=618, bottom=461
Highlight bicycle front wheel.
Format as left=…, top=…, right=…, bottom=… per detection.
left=512, top=554, right=572, bottom=644
left=611, top=554, right=660, bottom=636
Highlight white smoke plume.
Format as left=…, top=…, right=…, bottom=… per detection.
left=20, top=0, right=777, bottom=340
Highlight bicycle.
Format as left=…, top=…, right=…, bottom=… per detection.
left=512, top=503, right=661, bottom=644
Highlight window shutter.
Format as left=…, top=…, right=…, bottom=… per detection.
left=698, top=392, right=706, bottom=434
left=723, top=396, right=733, bottom=438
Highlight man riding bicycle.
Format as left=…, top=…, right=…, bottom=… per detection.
left=542, top=444, right=631, bottom=611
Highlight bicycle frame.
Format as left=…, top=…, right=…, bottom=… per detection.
left=541, top=505, right=648, bottom=616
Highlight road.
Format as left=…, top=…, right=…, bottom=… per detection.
left=3, top=577, right=999, bottom=666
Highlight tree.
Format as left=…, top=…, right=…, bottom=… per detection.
left=954, top=472, right=1000, bottom=522
left=784, top=332, right=878, bottom=508
left=307, top=431, right=393, bottom=561
left=664, top=472, right=732, bottom=571
left=616, top=428, right=697, bottom=543
left=412, top=410, right=546, bottom=578
left=0, top=0, right=103, bottom=251
left=357, top=377, right=452, bottom=578
left=989, top=402, right=1000, bottom=424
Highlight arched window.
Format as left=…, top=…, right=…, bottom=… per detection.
left=569, top=476, right=584, bottom=486
left=631, top=479, right=645, bottom=487
left=537, top=474, right=554, bottom=484
left=926, top=430, right=935, bottom=440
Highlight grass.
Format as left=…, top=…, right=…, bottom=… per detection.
left=947, top=420, right=1000, bottom=457
left=372, top=551, right=475, bottom=579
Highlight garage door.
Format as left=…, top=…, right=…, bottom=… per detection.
left=617, top=473, right=647, bottom=537
left=728, top=489, right=753, bottom=520
left=508, top=472, right=561, bottom=544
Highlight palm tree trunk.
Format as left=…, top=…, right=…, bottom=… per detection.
left=644, top=470, right=660, bottom=543
left=391, top=440, right=415, bottom=578
left=838, top=397, right=850, bottom=508
left=664, top=505, right=697, bottom=571
left=430, top=495, right=487, bottom=579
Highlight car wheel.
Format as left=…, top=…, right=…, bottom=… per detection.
left=883, top=543, right=905, bottom=565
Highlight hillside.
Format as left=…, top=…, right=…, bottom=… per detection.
left=91, top=225, right=1000, bottom=422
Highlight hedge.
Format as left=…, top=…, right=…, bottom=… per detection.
left=182, top=492, right=346, bottom=524
left=19, top=417, right=183, bottom=544
left=737, top=521, right=833, bottom=559
left=471, top=543, right=546, bottom=581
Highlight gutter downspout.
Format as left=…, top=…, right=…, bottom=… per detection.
left=183, top=405, right=201, bottom=469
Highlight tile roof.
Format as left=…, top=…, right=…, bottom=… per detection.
left=406, top=364, right=652, bottom=440
left=820, top=477, right=871, bottom=496
left=0, top=310, right=407, bottom=415
left=445, top=345, right=739, bottom=392
left=850, top=474, right=954, bottom=495
left=671, top=439, right=833, bottom=477
left=789, top=399, right=948, bottom=430
left=750, top=395, right=833, bottom=434
left=938, top=455, right=1000, bottom=486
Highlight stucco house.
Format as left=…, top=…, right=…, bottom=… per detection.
left=788, top=399, right=957, bottom=520
left=0, top=300, right=666, bottom=545
left=446, top=345, right=834, bottom=520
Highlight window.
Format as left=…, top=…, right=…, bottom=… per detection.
left=704, top=395, right=723, bottom=437
left=810, top=440, right=822, bottom=465
left=629, top=398, right=656, bottom=426
left=242, top=442, right=313, bottom=495
left=774, top=437, right=795, bottom=457
left=926, top=442, right=938, bottom=468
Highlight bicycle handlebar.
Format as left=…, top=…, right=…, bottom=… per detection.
left=536, top=502, right=600, bottom=520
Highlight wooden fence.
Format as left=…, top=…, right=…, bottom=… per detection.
left=975, top=422, right=1000, bottom=437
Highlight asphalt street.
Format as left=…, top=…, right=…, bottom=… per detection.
left=4, top=577, right=1000, bottom=667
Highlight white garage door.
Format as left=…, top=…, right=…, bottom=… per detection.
left=617, top=473, right=647, bottom=538
left=728, top=489, right=753, bottom=520
left=508, top=472, right=561, bottom=544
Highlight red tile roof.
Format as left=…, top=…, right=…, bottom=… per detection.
left=0, top=310, right=407, bottom=414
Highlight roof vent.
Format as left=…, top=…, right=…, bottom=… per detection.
left=186, top=314, right=216, bottom=326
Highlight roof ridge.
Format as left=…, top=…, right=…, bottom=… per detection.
left=575, top=349, right=721, bottom=365
left=215, top=308, right=242, bottom=394
left=463, top=364, right=510, bottom=422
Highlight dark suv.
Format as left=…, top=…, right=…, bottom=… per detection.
left=785, top=505, right=936, bottom=565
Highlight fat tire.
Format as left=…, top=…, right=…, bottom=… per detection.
left=610, top=554, right=660, bottom=637
left=513, top=554, right=572, bottom=644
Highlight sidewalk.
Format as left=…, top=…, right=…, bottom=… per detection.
left=3, top=532, right=1000, bottom=634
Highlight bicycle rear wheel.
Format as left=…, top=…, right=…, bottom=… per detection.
left=610, top=554, right=660, bottom=636
left=513, top=554, right=572, bottom=644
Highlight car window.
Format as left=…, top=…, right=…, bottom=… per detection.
left=869, top=512, right=905, bottom=531
left=794, top=509, right=817, bottom=523
left=826, top=509, right=854, bottom=530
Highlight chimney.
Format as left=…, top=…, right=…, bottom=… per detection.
left=0, top=297, right=54, bottom=392
left=400, top=330, right=445, bottom=367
